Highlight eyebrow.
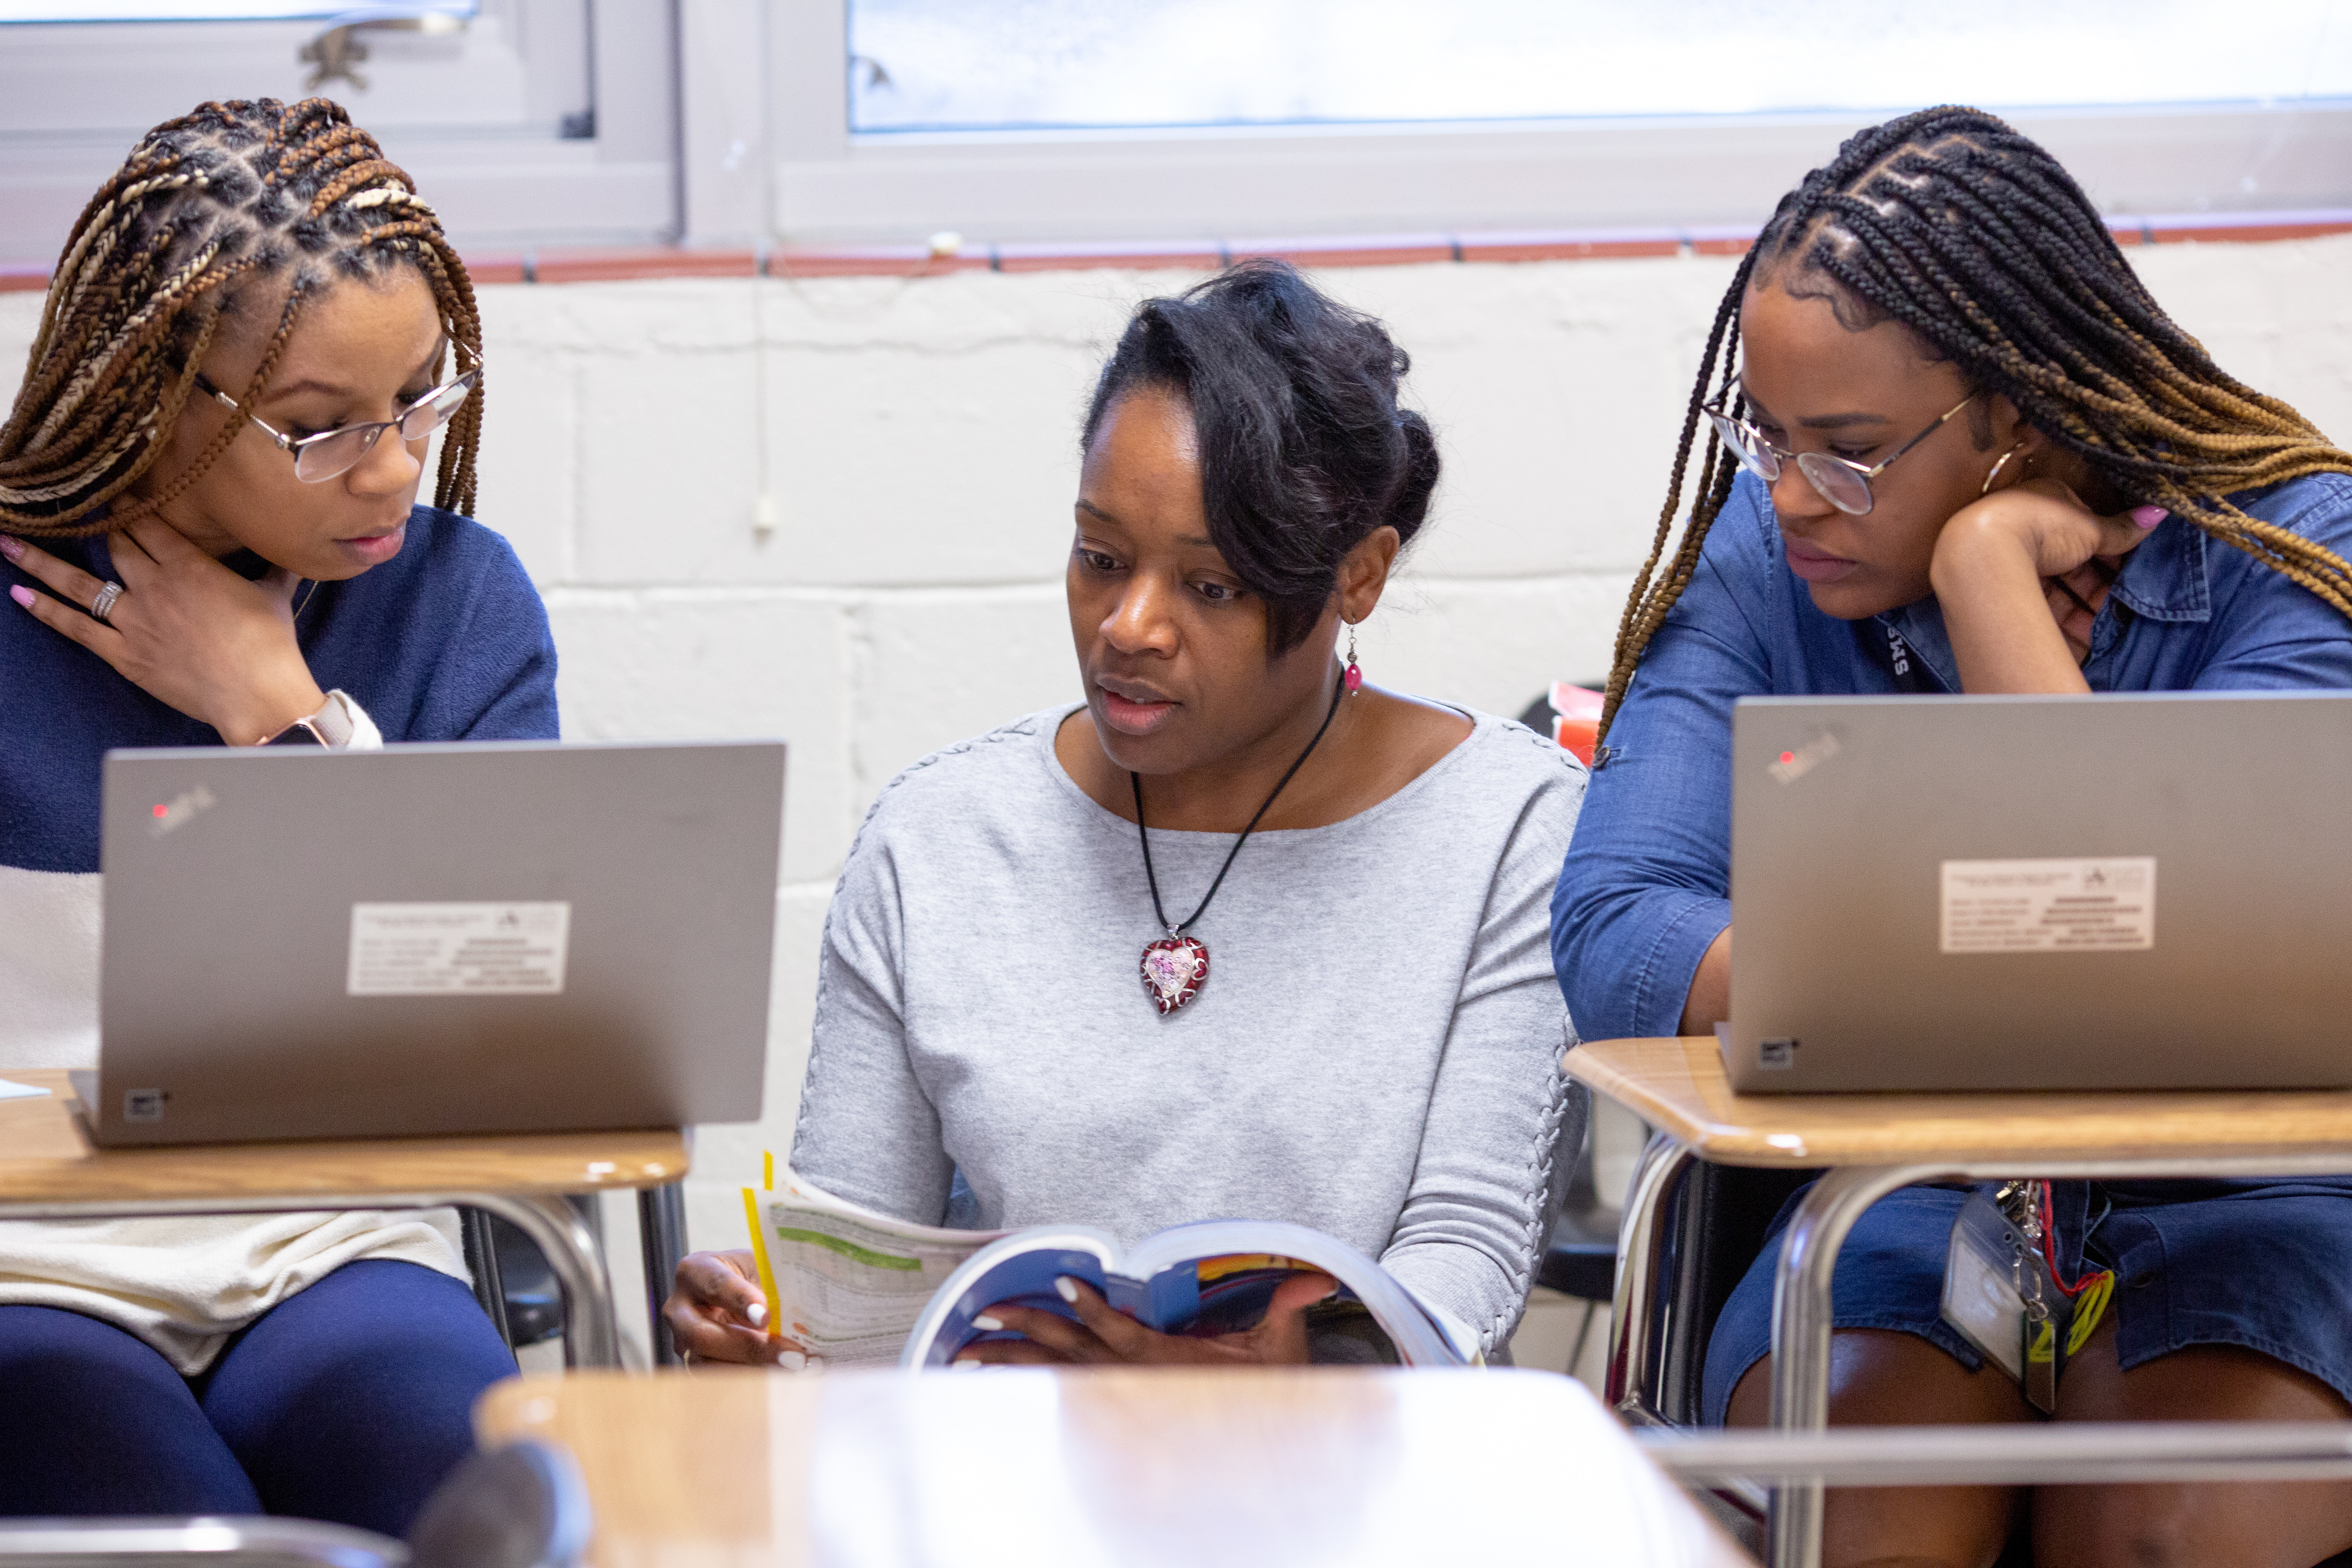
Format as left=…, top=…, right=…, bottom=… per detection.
left=1075, top=498, right=1214, bottom=549
left=1798, top=411, right=1893, bottom=430
left=266, top=339, right=450, bottom=404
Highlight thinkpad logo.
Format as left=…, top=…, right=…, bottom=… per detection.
left=148, top=785, right=217, bottom=838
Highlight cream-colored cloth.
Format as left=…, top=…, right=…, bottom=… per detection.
left=0, top=862, right=468, bottom=1374
left=0, top=863, right=103, bottom=1071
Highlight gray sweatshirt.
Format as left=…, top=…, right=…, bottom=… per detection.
left=790, top=702, right=1588, bottom=1354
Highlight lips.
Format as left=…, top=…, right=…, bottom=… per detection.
left=1784, top=537, right=1860, bottom=586
left=339, top=524, right=405, bottom=566
left=1096, top=675, right=1177, bottom=737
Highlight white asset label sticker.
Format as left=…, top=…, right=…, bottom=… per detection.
left=1939, top=858, right=2155, bottom=954
left=347, top=902, right=571, bottom=996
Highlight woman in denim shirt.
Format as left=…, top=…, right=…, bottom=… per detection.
left=1554, top=108, right=2352, bottom=1568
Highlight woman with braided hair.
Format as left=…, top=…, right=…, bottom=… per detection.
left=0, top=100, right=553, bottom=1528
left=1554, top=107, right=2352, bottom=1567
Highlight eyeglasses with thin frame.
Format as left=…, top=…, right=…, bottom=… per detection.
left=192, top=346, right=481, bottom=484
left=1704, top=375, right=1976, bottom=516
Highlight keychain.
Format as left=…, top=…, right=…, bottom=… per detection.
left=1940, top=1181, right=2115, bottom=1415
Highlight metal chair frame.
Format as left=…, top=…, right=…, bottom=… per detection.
left=0, top=1517, right=404, bottom=1567
left=1609, top=1132, right=2352, bottom=1568
left=460, top=1187, right=689, bottom=1367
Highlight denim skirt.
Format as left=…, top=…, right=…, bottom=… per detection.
left=1699, top=1177, right=2352, bottom=1427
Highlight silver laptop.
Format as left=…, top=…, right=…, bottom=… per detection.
left=80, top=741, right=783, bottom=1145
left=1723, top=691, right=2352, bottom=1094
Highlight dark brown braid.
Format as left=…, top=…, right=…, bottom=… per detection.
left=0, top=97, right=485, bottom=537
left=1599, top=105, right=2352, bottom=738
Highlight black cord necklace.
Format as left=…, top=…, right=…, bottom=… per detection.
left=1132, top=675, right=1346, bottom=1015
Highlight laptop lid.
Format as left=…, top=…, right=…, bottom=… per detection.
left=1726, top=690, right=2352, bottom=1093
left=95, top=740, right=783, bottom=1145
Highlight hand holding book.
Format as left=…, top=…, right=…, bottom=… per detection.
left=955, top=1269, right=1339, bottom=1367
left=662, top=1249, right=817, bottom=1369
left=665, top=1163, right=1479, bottom=1370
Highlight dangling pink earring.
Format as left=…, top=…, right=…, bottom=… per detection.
left=1344, top=621, right=1363, bottom=693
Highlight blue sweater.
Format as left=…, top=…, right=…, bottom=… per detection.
left=2, top=505, right=559, bottom=875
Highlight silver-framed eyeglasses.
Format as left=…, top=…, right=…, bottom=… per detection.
left=194, top=350, right=480, bottom=484
left=1705, top=376, right=1976, bottom=516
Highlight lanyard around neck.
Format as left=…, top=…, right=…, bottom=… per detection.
left=1869, top=618, right=1944, bottom=695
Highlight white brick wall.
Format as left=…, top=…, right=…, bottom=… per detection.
left=7, top=236, right=2350, bottom=1264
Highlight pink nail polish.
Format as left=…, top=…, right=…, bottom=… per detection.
left=0, top=535, right=21, bottom=561
left=2130, top=505, right=2167, bottom=530
left=9, top=585, right=32, bottom=608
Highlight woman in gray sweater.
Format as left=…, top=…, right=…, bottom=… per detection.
left=668, top=261, right=1586, bottom=1366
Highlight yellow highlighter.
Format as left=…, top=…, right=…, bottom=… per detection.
left=741, top=1179, right=783, bottom=1342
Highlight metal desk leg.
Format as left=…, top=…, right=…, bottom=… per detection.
left=471, top=1192, right=621, bottom=1369
left=1608, top=1132, right=1699, bottom=1422
left=1766, top=1163, right=1950, bottom=1568
left=638, top=1182, right=688, bottom=1367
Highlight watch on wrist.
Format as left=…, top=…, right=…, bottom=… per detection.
left=264, top=690, right=359, bottom=748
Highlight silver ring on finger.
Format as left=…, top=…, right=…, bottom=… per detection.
left=89, top=580, right=123, bottom=624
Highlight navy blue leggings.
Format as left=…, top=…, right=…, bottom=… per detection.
left=0, top=1258, right=516, bottom=1537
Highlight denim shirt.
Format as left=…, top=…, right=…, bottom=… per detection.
left=1551, top=469, right=2352, bottom=1044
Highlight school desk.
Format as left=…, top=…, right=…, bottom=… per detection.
left=0, top=1067, right=686, bottom=1366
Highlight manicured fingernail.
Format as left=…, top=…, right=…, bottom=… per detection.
left=0, top=535, right=21, bottom=560
left=2131, top=505, right=2167, bottom=529
left=8, top=585, right=31, bottom=608
left=1054, top=1276, right=1078, bottom=1303
left=804, top=1354, right=827, bottom=1371
left=950, top=1357, right=980, bottom=1370
left=972, top=1314, right=1003, bottom=1331
left=777, top=1350, right=805, bottom=1371
left=745, top=1302, right=767, bottom=1327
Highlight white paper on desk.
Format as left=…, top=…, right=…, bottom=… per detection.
left=0, top=1077, right=51, bottom=1100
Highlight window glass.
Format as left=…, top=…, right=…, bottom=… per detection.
left=848, top=0, right=2352, bottom=134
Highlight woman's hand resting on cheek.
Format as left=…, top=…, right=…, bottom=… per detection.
left=956, top=1270, right=1339, bottom=1368
left=3, top=519, right=326, bottom=746
left=1928, top=476, right=2167, bottom=693
left=662, top=1250, right=819, bottom=1369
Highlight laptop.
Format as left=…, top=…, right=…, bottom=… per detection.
left=1722, top=691, right=2352, bottom=1094
left=78, top=740, right=783, bottom=1146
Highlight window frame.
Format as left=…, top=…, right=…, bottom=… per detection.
left=753, top=3, right=2352, bottom=248
left=0, top=0, right=677, bottom=266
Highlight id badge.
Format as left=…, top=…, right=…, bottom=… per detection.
left=1939, top=1188, right=2066, bottom=1413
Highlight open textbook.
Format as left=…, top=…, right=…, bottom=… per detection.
left=749, top=1167, right=1479, bottom=1369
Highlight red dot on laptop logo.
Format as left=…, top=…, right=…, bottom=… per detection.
left=1779, top=751, right=1796, bottom=765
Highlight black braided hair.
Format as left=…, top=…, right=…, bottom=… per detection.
left=1599, top=105, right=2352, bottom=737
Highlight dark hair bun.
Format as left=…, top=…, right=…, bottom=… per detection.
left=1080, top=258, right=1439, bottom=655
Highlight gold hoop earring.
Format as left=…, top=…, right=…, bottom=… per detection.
left=1980, top=439, right=2030, bottom=497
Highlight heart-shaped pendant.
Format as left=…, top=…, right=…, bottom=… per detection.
left=1140, top=936, right=1209, bottom=1016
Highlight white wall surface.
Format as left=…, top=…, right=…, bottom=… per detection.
left=6, top=235, right=2350, bottom=1261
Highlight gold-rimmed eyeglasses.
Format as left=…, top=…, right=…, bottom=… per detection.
left=194, top=348, right=481, bottom=484
left=1705, top=376, right=1975, bottom=516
